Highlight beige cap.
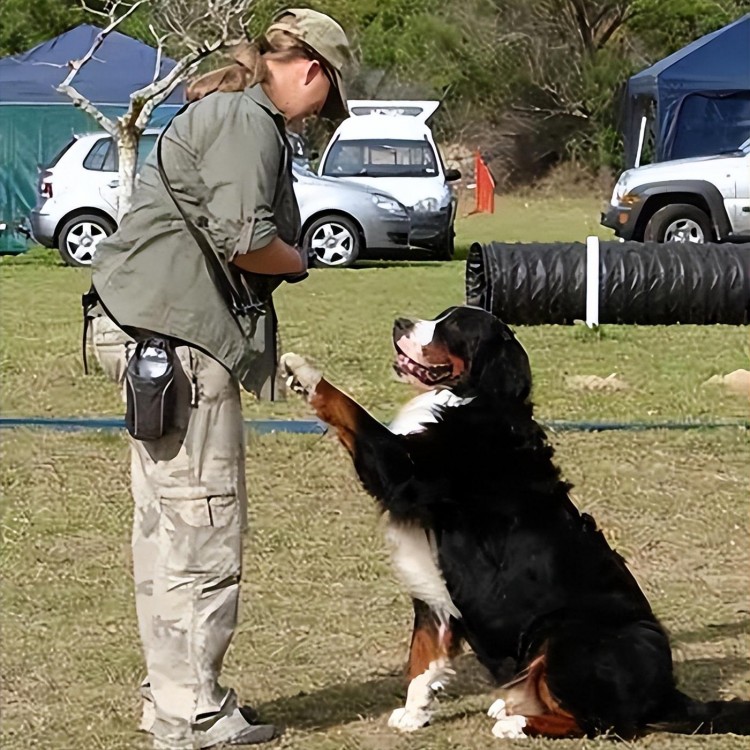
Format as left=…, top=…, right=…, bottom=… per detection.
left=267, top=8, right=353, bottom=120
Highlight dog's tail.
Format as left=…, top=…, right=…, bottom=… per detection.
left=649, top=691, right=750, bottom=735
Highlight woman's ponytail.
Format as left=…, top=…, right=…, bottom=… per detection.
left=185, top=40, right=269, bottom=102
left=185, top=21, right=313, bottom=102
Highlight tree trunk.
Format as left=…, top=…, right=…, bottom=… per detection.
left=116, top=126, right=139, bottom=221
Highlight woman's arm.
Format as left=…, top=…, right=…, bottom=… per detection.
left=232, top=236, right=305, bottom=275
left=187, top=96, right=295, bottom=267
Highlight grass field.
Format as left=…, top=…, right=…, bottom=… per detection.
left=1, top=199, right=749, bottom=749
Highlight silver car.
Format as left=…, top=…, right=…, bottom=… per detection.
left=30, top=130, right=412, bottom=268
left=293, top=162, right=411, bottom=266
left=30, top=131, right=158, bottom=266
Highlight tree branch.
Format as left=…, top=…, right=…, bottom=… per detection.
left=131, top=45, right=218, bottom=129
left=567, top=0, right=594, bottom=54
left=148, top=23, right=164, bottom=84
left=56, top=84, right=118, bottom=134
left=595, top=11, right=625, bottom=50
left=56, top=0, right=149, bottom=117
left=58, top=1, right=147, bottom=90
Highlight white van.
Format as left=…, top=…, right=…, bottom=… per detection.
left=318, top=100, right=461, bottom=258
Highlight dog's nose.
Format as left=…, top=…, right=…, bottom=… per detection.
left=394, top=317, right=414, bottom=335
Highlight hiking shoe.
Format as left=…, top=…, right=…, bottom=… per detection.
left=199, top=706, right=280, bottom=747
left=222, top=722, right=279, bottom=745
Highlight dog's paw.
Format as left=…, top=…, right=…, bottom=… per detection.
left=487, top=698, right=507, bottom=720
left=280, top=352, right=322, bottom=398
left=388, top=707, right=432, bottom=732
left=491, top=714, right=527, bottom=739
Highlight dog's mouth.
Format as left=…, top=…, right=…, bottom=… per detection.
left=393, top=339, right=455, bottom=386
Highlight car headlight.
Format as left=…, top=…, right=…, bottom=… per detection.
left=413, top=197, right=440, bottom=213
left=612, top=178, right=628, bottom=203
left=612, top=186, right=642, bottom=206
left=611, top=173, right=641, bottom=205
left=372, top=194, right=404, bottom=213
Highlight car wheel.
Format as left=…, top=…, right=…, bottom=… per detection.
left=644, top=204, right=714, bottom=244
left=304, top=215, right=360, bottom=268
left=57, top=214, right=115, bottom=267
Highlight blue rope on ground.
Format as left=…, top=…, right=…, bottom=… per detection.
left=543, top=420, right=748, bottom=432
left=0, top=416, right=747, bottom=434
left=0, top=416, right=327, bottom=434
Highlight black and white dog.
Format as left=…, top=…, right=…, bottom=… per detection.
left=281, top=306, right=750, bottom=739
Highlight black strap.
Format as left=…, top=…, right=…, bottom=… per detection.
left=81, top=285, right=100, bottom=375
left=155, top=107, right=266, bottom=327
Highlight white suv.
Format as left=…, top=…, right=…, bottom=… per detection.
left=601, top=137, right=750, bottom=243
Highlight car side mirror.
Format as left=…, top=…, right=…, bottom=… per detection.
left=445, top=168, right=461, bottom=182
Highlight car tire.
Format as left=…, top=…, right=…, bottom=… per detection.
left=304, top=215, right=361, bottom=268
left=57, top=213, right=116, bottom=267
left=644, top=204, right=714, bottom=244
left=434, top=232, right=455, bottom=261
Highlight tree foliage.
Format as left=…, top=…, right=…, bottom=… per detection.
left=0, top=0, right=153, bottom=55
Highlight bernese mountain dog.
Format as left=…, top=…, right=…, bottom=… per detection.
left=280, top=305, right=750, bottom=739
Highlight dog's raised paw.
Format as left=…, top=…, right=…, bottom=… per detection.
left=280, top=352, right=322, bottom=397
left=487, top=698, right=507, bottom=719
left=388, top=707, right=431, bottom=732
left=491, top=714, right=527, bottom=739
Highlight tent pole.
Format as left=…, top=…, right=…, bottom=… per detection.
left=634, top=115, right=647, bottom=167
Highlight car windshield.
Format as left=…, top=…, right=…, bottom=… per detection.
left=322, top=139, right=438, bottom=178
left=714, top=135, right=750, bottom=155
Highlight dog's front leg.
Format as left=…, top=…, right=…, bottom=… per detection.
left=281, top=353, right=413, bottom=501
left=388, top=600, right=459, bottom=732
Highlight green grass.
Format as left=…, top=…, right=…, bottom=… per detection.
left=2, top=428, right=748, bottom=749
left=453, top=194, right=615, bottom=253
left=1, top=198, right=749, bottom=749
left=0, top=222, right=747, bottom=425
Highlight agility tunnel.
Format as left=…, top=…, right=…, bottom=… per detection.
left=465, top=240, right=750, bottom=325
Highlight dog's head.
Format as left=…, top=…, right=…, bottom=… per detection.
left=392, top=306, right=531, bottom=401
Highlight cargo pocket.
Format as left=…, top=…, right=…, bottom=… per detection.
left=159, top=490, right=241, bottom=577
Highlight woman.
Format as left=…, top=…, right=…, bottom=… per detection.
left=90, top=9, right=352, bottom=748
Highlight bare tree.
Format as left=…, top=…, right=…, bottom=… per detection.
left=57, top=0, right=248, bottom=219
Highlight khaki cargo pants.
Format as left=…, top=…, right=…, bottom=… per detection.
left=92, top=315, right=248, bottom=749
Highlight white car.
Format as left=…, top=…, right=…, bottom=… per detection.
left=601, top=136, right=750, bottom=243
left=29, top=130, right=413, bottom=267
left=318, top=100, right=461, bottom=259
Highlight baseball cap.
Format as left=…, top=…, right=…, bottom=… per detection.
left=267, top=8, right=353, bottom=120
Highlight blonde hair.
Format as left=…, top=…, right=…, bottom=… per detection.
left=186, top=27, right=316, bottom=102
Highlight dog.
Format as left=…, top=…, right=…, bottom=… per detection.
left=281, top=305, right=750, bottom=739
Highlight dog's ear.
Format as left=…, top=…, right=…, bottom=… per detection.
left=472, top=328, right=532, bottom=402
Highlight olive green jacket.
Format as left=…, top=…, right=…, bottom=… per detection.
left=92, top=85, right=300, bottom=397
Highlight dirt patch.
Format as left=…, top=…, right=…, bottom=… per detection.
left=703, top=369, right=750, bottom=397
left=565, top=373, right=629, bottom=392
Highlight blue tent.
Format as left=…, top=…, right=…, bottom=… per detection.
left=0, top=24, right=185, bottom=251
left=623, top=14, right=750, bottom=168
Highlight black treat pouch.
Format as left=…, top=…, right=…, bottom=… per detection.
left=125, top=338, right=176, bottom=441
